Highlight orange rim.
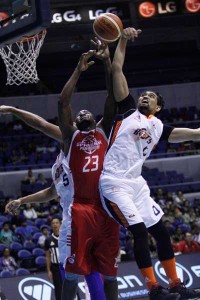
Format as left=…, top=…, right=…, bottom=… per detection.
left=18, top=29, right=47, bottom=43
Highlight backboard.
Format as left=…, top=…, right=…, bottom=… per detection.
left=0, top=0, right=51, bottom=48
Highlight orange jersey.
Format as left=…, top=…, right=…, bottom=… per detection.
left=67, top=128, right=107, bottom=206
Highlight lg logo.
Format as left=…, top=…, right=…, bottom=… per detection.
left=185, top=0, right=200, bottom=13
left=139, top=2, right=156, bottom=17
left=138, top=1, right=177, bottom=18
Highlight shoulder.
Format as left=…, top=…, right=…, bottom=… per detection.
left=117, top=93, right=136, bottom=115
left=96, top=127, right=107, bottom=141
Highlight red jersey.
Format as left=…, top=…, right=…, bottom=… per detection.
left=67, top=128, right=107, bottom=206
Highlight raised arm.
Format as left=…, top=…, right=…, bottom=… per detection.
left=58, top=50, right=96, bottom=144
left=112, top=28, right=141, bottom=102
left=0, top=105, right=62, bottom=142
left=5, top=184, right=57, bottom=214
left=168, top=127, right=200, bottom=143
left=91, top=39, right=117, bottom=137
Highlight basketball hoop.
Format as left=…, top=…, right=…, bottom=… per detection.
left=0, top=30, right=46, bottom=86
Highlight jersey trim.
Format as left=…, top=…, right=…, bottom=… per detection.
left=52, top=233, right=59, bottom=240
left=66, top=130, right=79, bottom=163
left=106, top=109, right=135, bottom=153
left=118, top=93, right=136, bottom=114
left=96, top=127, right=108, bottom=142
left=160, top=125, right=174, bottom=141
left=106, top=120, right=122, bottom=153
left=102, top=195, right=129, bottom=227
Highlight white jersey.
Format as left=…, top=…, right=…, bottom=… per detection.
left=103, top=109, right=163, bottom=179
left=52, top=150, right=74, bottom=220
left=51, top=150, right=74, bottom=264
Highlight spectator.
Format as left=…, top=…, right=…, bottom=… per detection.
left=46, top=142, right=57, bottom=153
left=171, top=227, right=185, bottom=243
left=0, top=222, right=13, bottom=246
left=173, top=191, right=186, bottom=205
left=34, top=203, right=49, bottom=218
left=182, top=208, right=191, bottom=225
left=36, top=173, right=48, bottom=186
left=16, top=219, right=33, bottom=242
left=0, top=247, right=18, bottom=275
left=164, top=220, right=175, bottom=236
left=36, top=143, right=47, bottom=154
left=23, top=203, right=38, bottom=220
left=23, top=169, right=35, bottom=184
left=38, top=226, right=50, bottom=248
left=9, top=208, right=24, bottom=230
left=175, top=232, right=200, bottom=254
left=191, top=224, right=200, bottom=245
left=10, top=150, right=21, bottom=165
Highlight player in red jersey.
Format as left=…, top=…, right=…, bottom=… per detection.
left=58, top=43, right=119, bottom=300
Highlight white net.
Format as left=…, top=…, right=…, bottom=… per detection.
left=0, top=30, right=46, bottom=86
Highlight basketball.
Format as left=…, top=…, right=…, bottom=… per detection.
left=93, top=13, right=123, bottom=43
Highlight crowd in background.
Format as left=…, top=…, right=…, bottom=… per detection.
left=0, top=104, right=199, bottom=277
left=0, top=174, right=199, bottom=277
left=0, top=105, right=200, bottom=172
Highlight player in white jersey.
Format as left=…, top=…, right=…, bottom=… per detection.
left=100, top=27, right=200, bottom=300
left=51, top=149, right=74, bottom=265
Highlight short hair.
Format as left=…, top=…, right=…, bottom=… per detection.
left=2, top=221, right=9, bottom=227
left=155, top=92, right=165, bottom=112
left=50, top=217, right=61, bottom=224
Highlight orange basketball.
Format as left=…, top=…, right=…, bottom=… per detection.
left=93, top=13, right=123, bottom=43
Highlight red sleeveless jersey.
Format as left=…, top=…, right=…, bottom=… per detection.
left=68, top=128, right=107, bottom=206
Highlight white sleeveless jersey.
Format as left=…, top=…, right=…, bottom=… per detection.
left=51, top=150, right=74, bottom=264
left=51, top=150, right=74, bottom=221
left=103, top=109, right=163, bottom=179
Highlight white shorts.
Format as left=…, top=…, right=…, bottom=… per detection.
left=100, top=174, right=163, bottom=228
left=58, top=211, right=72, bottom=266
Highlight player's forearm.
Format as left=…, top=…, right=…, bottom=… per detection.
left=59, top=67, right=82, bottom=105
left=9, top=107, right=62, bottom=142
left=20, top=186, right=57, bottom=205
left=112, top=37, right=128, bottom=71
left=169, top=128, right=200, bottom=143
left=10, top=107, right=47, bottom=130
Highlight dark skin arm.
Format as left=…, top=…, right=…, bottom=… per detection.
left=0, top=106, right=62, bottom=142
left=58, top=50, right=96, bottom=154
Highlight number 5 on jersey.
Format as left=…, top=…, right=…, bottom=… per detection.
left=63, top=173, right=69, bottom=186
left=83, top=155, right=99, bottom=172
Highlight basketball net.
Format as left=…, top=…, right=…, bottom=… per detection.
left=0, top=30, right=46, bottom=86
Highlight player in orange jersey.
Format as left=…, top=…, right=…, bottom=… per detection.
left=100, top=27, right=200, bottom=300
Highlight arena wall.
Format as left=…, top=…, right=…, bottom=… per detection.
left=0, top=155, right=200, bottom=198
left=0, top=82, right=199, bottom=122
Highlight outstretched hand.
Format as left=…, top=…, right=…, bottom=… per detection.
left=90, top=37, right=110, bottom=60
left=121, top=27, right=142, bottom=42
left=5, top=199, right=21, bottom=214
left=77, top=50, right=96, bottom=72
left=0, top=105, right=13, bottom=114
